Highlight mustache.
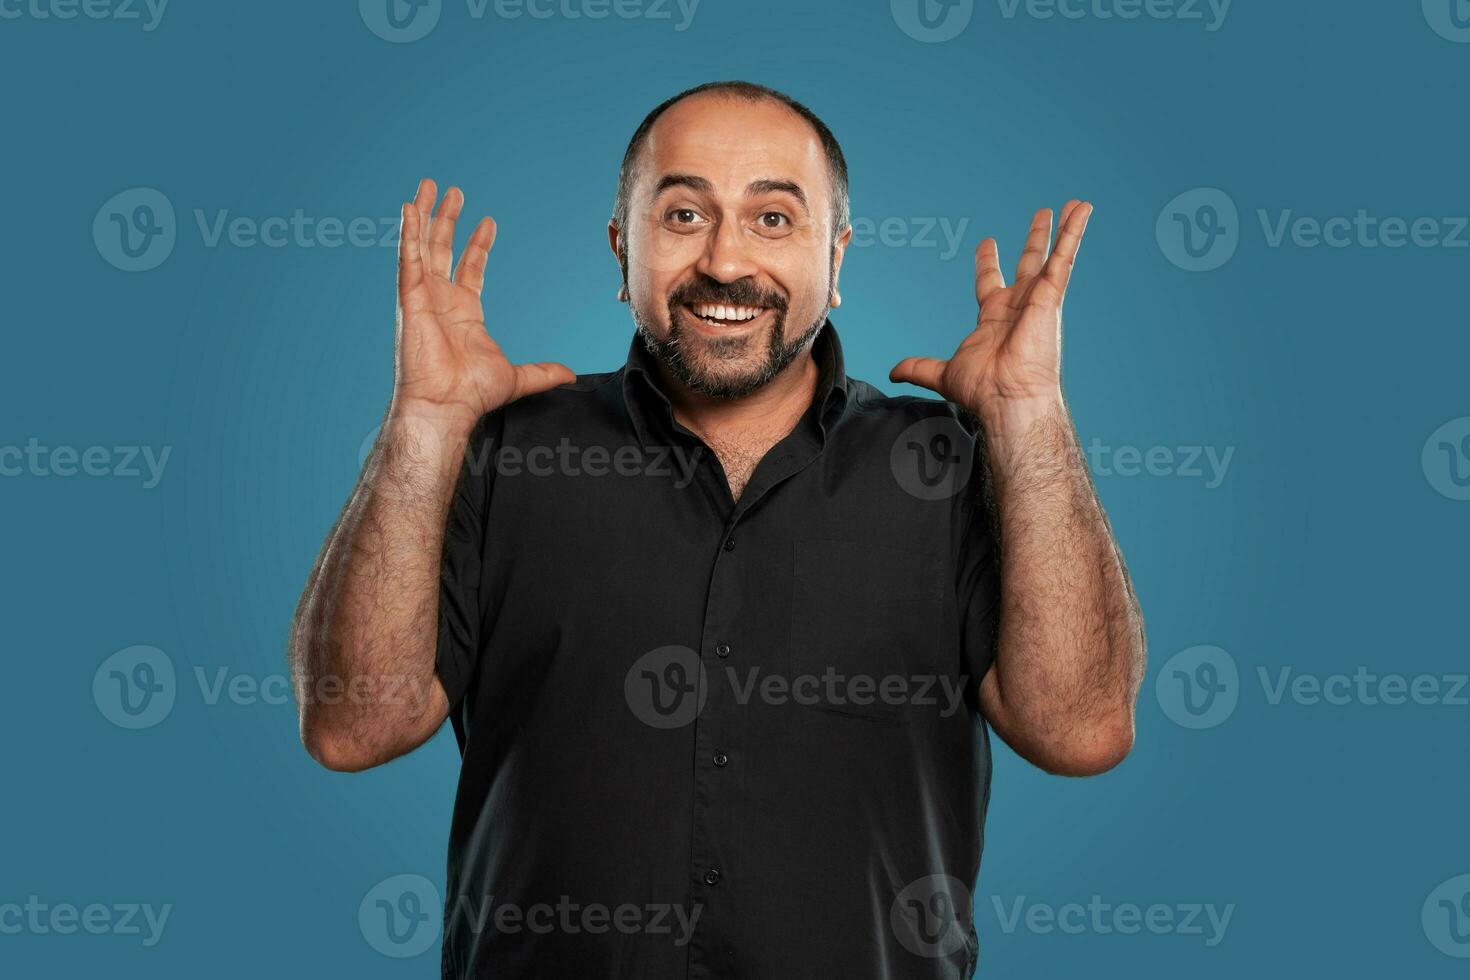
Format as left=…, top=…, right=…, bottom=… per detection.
left=669, top=277, right=788, bottom=312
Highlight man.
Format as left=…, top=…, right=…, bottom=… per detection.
left=288, top=81, right=1145, bottom=978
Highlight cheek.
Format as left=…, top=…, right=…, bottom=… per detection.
left=769, top=250, right=832, bottom=310
left=630, top=228, right=704, bottom=284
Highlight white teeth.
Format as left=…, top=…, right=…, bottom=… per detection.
left=692, top=303, right=764, bottom=322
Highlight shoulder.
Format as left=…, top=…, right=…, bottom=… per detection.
left=842, top=377, right=981, bottom=438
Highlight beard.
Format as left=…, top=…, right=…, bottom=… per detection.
left=628, top=259, right=834, bottom=400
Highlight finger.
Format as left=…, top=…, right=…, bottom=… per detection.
left=1058, top=198, right=1082, bottom=231
left=397, top=203, right=424, bottom=298
left=1013, top=208, right=1053, bottom=282
left=1042, top=201, right=1092, bottom=293
left=428, top=186, right=464, bottom=280
left=454, top=216, right=497, bottom=295
left=888, top=356, right=949, bottom=395
left=414, top=177, right=437, bottom=264
left=512, top=362, right=578, bottom=401
left=975, top=238, right=1006, bottom=305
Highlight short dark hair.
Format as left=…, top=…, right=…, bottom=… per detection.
left=611, top=81, right=850, bottom=245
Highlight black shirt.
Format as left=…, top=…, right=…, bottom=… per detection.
left=436, top=320, right=1001, bottom=979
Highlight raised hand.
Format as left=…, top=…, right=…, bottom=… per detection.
left=890, top=201, right=1092, bottom=420
left=392, top=178, right=575, bottom=429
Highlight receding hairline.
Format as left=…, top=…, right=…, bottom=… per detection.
left=612, top=82, right=850, bottom=240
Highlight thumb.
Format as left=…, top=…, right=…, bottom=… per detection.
left=510, top=362, right=578, bottom=403
left=889, top=357, right=948, bottom=395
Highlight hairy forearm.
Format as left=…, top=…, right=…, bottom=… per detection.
left=287, top=411, right=466, bottom=770
left=977, top=399, right=1146, bottom=775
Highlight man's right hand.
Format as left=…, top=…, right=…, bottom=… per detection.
left=392, top=178, right=575, bottom=431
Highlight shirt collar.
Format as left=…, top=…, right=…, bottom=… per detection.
left=620, top=319, right=851, bottom=450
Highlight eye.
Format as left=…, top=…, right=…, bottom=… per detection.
left=666, top=208, right=706, bottom=225
left=758, top=212, right=790, bottom=229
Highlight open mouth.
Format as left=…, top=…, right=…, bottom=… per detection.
left=683, top=302, right=771, bottom=328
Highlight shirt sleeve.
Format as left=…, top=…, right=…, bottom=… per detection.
left=955, top=422, right=1002, bottom=686
left=435, top=410, right=502, bottom=711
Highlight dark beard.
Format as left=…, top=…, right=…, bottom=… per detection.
left=630, top=264, right=833, bottom=399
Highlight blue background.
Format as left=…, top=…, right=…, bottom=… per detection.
left=4, top=0, right=1468, bottom=975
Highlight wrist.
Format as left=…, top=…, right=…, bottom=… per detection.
left=376, top=403, right=480, bottom=489
left=386, top=397, right=482, bottom=442
left=972, top=392, right=1066, bottom=438
left=970, top=394, right=1070, bottom=474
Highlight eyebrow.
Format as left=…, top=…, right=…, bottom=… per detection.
left=651, top=174, right=811, bottom=216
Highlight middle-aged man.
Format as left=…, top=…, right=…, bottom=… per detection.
left=288, top=80, right=1145, bottom=978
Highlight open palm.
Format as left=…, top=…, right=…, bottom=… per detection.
left=394, top=178, right=573, bottom=426
left=891, top=200, right=1092, bottom=414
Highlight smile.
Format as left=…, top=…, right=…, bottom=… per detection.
left=683, top=302, right=770, bottom=328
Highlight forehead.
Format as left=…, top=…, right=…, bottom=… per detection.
left=637, top=94, right=829, bottom=201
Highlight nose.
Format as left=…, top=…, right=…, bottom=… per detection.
left=695, top=217, right=758, bottom=284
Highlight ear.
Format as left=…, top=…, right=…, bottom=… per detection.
left=608, top=220, right=629, bottom=302
left=828, top=224, right=853, bottom=308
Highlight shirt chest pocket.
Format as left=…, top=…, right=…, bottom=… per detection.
left=787, top=538, right=948, bottom=724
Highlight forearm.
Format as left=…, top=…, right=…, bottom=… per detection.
left=978, top=398, right=1145, bottom=775
left=287, top=410, right=469, bottom=770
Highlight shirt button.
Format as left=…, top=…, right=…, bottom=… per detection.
left=715, top=643, right=730, bottom=658
left=713, top=751, right=729, bottom=767
left=723, top=537, right=736, bottom=551
left=703, top=869, right=721, bottom=886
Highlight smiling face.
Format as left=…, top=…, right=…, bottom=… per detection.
left=612, top=93, right=851, bottom=399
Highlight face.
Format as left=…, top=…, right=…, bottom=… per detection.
left=611, top=95, right=851, bottom=399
